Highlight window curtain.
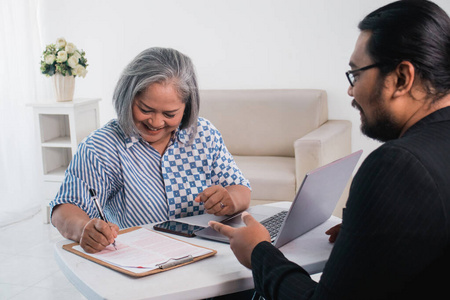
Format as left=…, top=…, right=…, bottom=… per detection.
left=0, top=0, right=50, bottom=227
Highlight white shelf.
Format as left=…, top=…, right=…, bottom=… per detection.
left=29, top=98, right=101, bottom=223
left=42, top=147, right=72, bottom=176
left=41, top=136, right=72, bottom=147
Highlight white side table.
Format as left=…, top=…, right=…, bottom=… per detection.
left=28, top=98, right=101, bottom=223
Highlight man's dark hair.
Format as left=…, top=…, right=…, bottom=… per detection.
left=359, top=0, right=450, bottom=101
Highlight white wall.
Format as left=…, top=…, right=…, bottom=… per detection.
left=36, top=0, right=450, bottom=162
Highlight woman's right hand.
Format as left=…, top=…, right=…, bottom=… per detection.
left=52, top=204, right=118, bottom=253
left=79, top=219, right=119, bottom=253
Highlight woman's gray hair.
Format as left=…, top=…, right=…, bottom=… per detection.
left=113, top=47, right=200, bottom=137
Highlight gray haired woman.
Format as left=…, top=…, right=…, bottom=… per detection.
left=50, top=47, right=251, bottom=253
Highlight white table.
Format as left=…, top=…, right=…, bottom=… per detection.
left=54, top=203, right=340, bottom=299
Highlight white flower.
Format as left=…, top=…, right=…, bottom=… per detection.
left=67, top=55, right=79, bottom=68
left=72, top=51, right=81, bottom=60
left=57, top=51, right=68, bottom=62
left=56, top=37, right=66, bottom=49
left=41, top=37, right=88, bottom=78
left=73, top=65, right=87, bottom=78
left=44, top=54, right=56, bottom=65
left=65, top=43, right=76, bottom=54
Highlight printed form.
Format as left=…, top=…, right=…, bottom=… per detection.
left=74, top=228, right=213, bottom=274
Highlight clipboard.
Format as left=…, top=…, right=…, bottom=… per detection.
left=62, top=226, right=217, bottom=277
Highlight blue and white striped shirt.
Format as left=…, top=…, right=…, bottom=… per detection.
left=49, top=117, right=250, bottom=229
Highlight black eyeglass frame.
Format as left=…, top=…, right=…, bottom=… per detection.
left=345, top=63, right=381, bottom=87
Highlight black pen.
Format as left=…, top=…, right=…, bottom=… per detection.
left=89, top=188, right=117, bottom=250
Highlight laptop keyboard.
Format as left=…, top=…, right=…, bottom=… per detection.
left=261, top=210, right=288, bottom=241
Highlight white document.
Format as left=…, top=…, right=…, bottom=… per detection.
left=74, top=228, right=213, bottom=273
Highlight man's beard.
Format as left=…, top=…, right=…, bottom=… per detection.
left=352, top=86, right=403, bottom=142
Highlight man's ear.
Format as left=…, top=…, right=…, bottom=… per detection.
left=393, top=61, right=415, bottom=98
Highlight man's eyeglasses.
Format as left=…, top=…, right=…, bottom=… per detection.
left=345, top=63, right=381, bottom=87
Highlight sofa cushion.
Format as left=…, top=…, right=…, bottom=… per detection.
left=233, top=155, right=296, bottom=201
left=199, top=89, right=328, bottom=157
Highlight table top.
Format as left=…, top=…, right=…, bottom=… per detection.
left=54, top=202, right=340, bottom=300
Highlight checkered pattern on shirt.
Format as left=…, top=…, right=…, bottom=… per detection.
left=163, top=118, right=250, bottom=219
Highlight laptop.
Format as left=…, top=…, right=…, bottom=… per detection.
left=194, top=150, right=362, bottom=248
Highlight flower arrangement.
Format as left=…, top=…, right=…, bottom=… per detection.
left=40, top=37, right=88, bottom=78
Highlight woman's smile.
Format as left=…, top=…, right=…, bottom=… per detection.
left=143, top=123, right=165, bottom=133
left=132, top=82, right=186, bottom=154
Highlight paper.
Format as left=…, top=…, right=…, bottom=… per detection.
left=74, top=228, right=213, bottom=273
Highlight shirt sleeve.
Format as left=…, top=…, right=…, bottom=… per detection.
left=206, top=120, right=251, bottom=190
left=252, top=241, right=316, bottom=300
left=49, top=137, right=122, bottom=221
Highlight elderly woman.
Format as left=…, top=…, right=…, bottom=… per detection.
left=50, top=47, right=251, bottom=253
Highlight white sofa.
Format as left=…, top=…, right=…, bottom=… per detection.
left=199, top=89, right=352, bottom=217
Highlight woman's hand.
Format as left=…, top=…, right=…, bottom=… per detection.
left=194, top=184, right=251, bottom=216
left=52, top=204, right=119, bottom=254
left=80, top=219, right=119, bottom=253
left=195, top=185, right=235, bottom=216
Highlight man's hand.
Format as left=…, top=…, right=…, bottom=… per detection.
left=209, top=212, right=271, bottom=269
left=325, top=223, right=342, bottom=243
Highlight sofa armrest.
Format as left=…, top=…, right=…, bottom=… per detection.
left=294, top=119, right=352, bottom=190
left=294, top=120, right=352, bottom=217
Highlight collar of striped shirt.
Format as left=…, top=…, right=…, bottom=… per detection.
left=124, top=125, right=195, bottom=149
